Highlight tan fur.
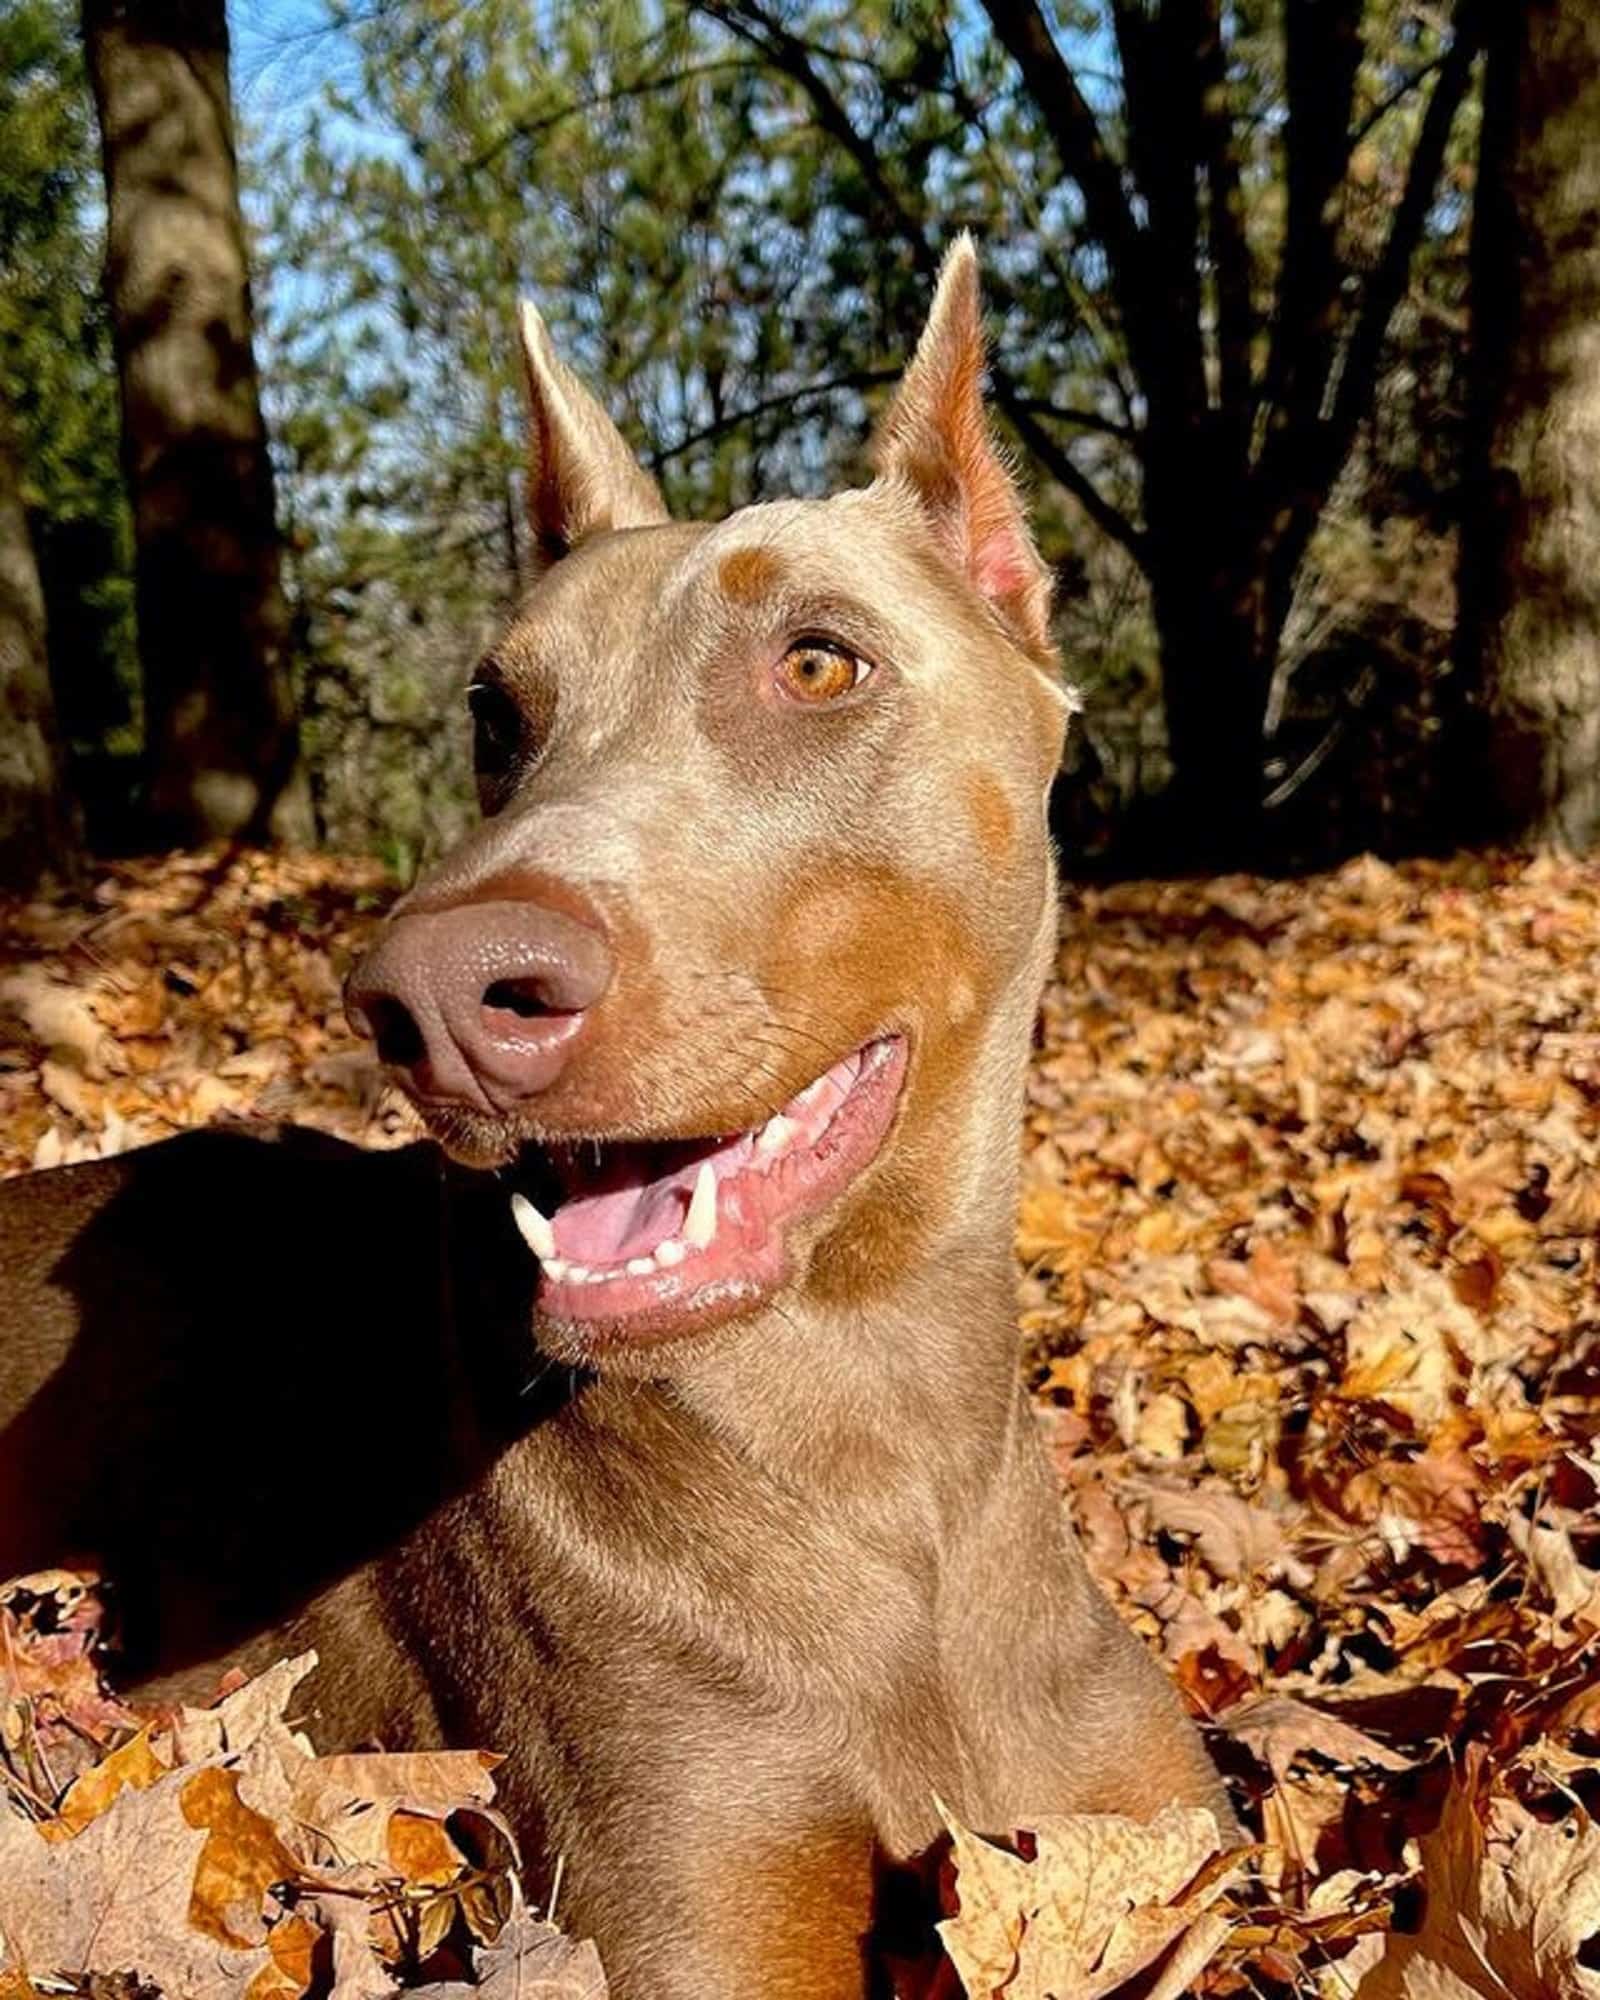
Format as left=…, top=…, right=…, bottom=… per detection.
left=0, top=255, right=1229, bottom=1997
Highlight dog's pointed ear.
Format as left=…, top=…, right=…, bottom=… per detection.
left=870, top=237, right=1055, bottom=659
left=518, top=301, right=668, bottom=571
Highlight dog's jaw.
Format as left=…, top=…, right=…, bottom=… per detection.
left=508, top=1034, right=909, bottom=1354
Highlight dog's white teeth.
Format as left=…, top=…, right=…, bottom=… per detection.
left=684, top=1161, right=718, bottom=1249
left=795, top=1074, right=831, bottom=1113
left=510, top=1193, right=558, bottom=1262
left=538, top=1243, right=697, bottom=1285
left=757, top=1113, right=797, bottom=1156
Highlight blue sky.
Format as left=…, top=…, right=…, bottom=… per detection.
left=230, top=0, right=359, bottom=143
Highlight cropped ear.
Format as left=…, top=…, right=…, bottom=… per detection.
left=518, top=301, right=669, bottom=571
left=870, top=236, right=1055, bottom=659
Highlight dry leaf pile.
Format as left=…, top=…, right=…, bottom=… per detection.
left=4, top=845, right=1600, bottom=1997
left=0, top=1578, right=605, bottom=1999
left=0, top=848, right=416, bottom=1177
left=1022, top=851, right=1600, bottom=1994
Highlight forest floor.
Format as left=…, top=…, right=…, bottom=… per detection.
left=1, top=846, right=1598, bottom=1998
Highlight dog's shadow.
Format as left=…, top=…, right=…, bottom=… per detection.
left=0, top=1124, right=568, bottom=1686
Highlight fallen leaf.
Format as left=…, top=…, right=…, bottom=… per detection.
left=290, top=1748, right=500, bottom=1867
left=47, top=1727, right=169, bottom=1839
left=170, top=1652, right=320, bottom=1766
left=1219, top=1695, right=1415, bottom=1784
left=1352, top=1749, right=1600, bottom=1998
left=0, top=1763, right=274, bottom=1996
left=936, top=1798, right=1242, bottom=1999
left=246, top=1912, right=320, bottom=2000
left=1141, top=1487, right=1300, bottom=1582
left=1507, top=1516, right=1600, bottom=1633
left=182, top=1766, right=299, bottom=1948
left=414, top=1907, right=609, bottom=1998
left=0, top=966, right=116, bottom=1071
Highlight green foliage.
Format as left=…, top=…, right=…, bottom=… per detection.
left=0, top=0, right=136, bottom=766
left=249, top=0, right=1483, bottom=860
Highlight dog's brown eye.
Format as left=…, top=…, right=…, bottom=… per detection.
left=775, top=640, right=872, bottom=705
left=468, top=677, right=525, bottom=801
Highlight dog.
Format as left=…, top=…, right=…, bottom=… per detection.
left=0, top=238, right=1229, bottom=1996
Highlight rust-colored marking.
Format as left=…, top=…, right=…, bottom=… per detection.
left=964, top=768, right=1015, bottom=867
left=718, top=547, right=785, bottom=604
left=690, top=1818, right=875, bottom=1994
left=760, top=861, right=994, bottom=1308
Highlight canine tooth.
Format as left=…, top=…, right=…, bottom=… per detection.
left=510, top=1193, right=558, bottom=1261
left=626, top=1256, right=655, bottom=1276
left=544, top=1256, right=569, bottom=1282
left=757, top=1114, right=797, bottom=1155
left=685, top=1162, right=717, bottom=1249
left=656, top=1238, right=687, bottom=1267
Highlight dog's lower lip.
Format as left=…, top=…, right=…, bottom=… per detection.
left=512, top=1035, right=908, bottom=1344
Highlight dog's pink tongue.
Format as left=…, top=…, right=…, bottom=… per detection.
left=555, top=1177, right=684, bottom=1262
left=547, top=1127, right=758, bottom=1262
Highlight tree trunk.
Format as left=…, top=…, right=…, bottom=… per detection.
left=1142, top=452, right=1278, bottom=863
left=0, top=406, right=72, bottom=888
left=1464, top=0, right=1600, bottom=850
left=82, top=0, right=311, bottom=847
left=1150, top=584, right=1276, bottom=863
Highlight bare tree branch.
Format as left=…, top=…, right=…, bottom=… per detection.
left=1002, top=394, right=1138, bottom=443
left=1325, top=2, right=1483, bottom=473
left=462, top=59, right=757, bottom=179
left=686, top=0, right=1152, bottom=571
left=695, top=0, right=933, bottom=272
left=1262, top=0, right=1483, bottom=589
left=978, top=0, right=1163, bottom=395
left=992, top=379, right=1148, bottom=562
left=1349, top=50, right=1451, bottom=151
left=649, top=370, right=901, bottom=468
left=954, top=69, right=1143, bottom=423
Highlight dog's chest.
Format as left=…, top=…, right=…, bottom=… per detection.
left=375, top=1403, right=971, bottom=1850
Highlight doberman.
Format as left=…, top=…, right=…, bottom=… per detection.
left=0, top=239, right=1229, bottom=1996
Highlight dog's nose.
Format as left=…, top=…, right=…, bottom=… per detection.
left=346, top=898, right=613, bottom=1109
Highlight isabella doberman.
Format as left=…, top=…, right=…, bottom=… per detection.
left=0, top=240, right=1229, bottom=1996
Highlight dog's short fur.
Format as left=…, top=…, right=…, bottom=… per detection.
left=0, top=243, right=1228, bottom=1996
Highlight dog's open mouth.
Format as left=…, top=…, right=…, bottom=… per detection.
left=508, top=1035, right=907, bottom=1342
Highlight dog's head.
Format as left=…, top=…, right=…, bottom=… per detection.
left=347, top=238, right=1074, bottom=1360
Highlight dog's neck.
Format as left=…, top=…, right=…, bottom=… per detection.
left=662, top=1003, right=1039, bottom=1524
left=670, top=1244, right=1024, bottom=1520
